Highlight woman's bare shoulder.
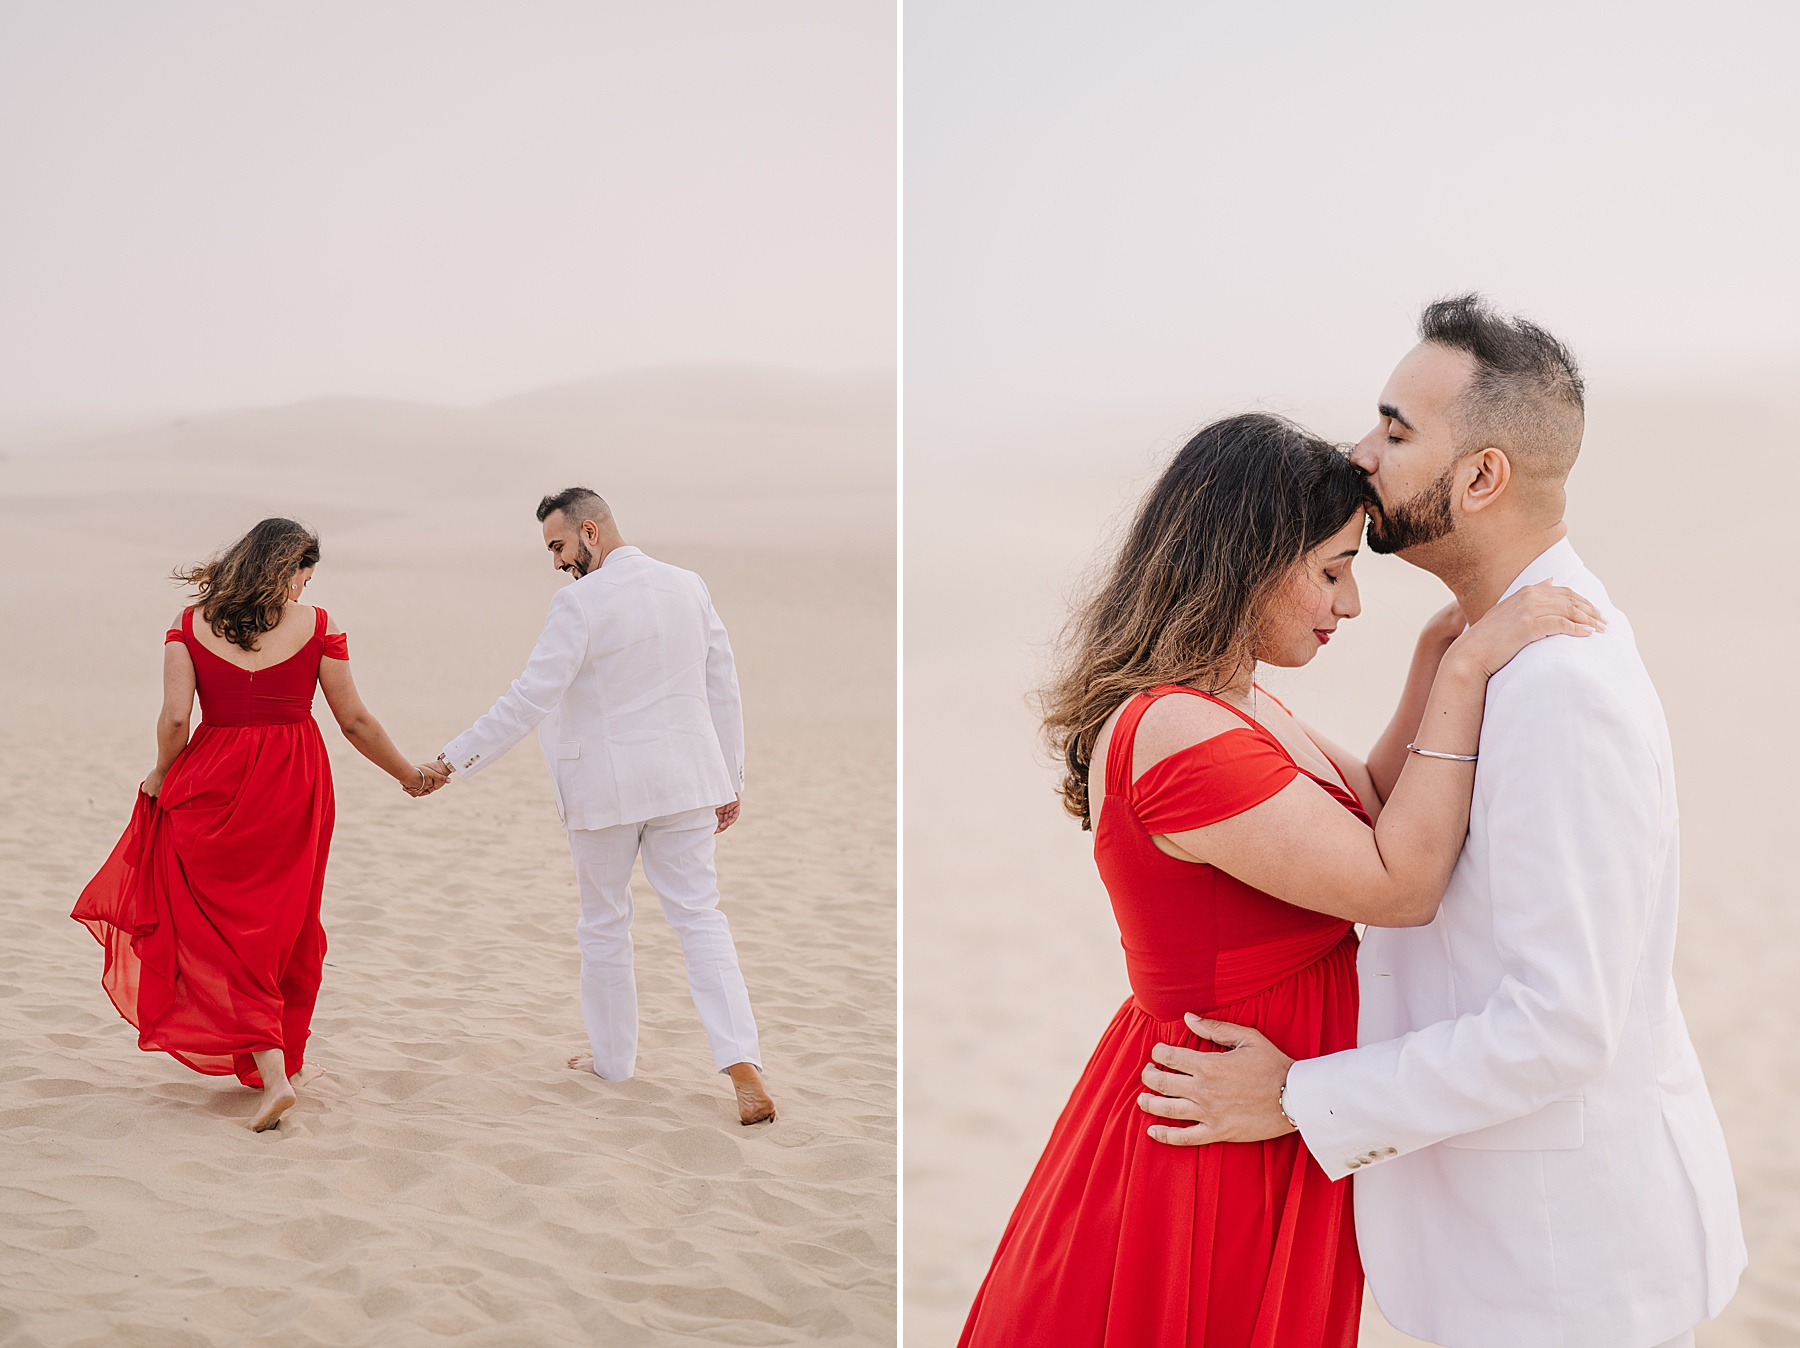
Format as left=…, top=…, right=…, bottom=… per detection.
left=1132, top=691, right=1250, bottom=773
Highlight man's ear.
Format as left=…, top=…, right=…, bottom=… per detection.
left=1460, top=447, right=1512, bottom=515
left=583, top=518, right=601, bottom=543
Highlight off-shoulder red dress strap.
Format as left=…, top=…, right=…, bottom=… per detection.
left=1122, top=715, right=1300, bottom=836
left=1121, top=685, right=1363, bottom=828
left=73, top=606, right=341, bottom=1088
left=315, top=606, right=348, bottom=659
left=168, top=604, right=348, bottom=659
left=959, top=683, right=1363, bottom=1348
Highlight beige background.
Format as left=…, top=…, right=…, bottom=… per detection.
left=905, top=3, right=1797, bottom=1342
left=904, top=391, right=1797, bottom=1346
left=0, top=4, right=896, bottom=1343
left=0, top=371, right=896, bottom=1344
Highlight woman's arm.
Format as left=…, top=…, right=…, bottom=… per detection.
left=315, top=621, right=436, bottom=793
left=144, top=629, right=197, bottom=797
left=1294, top=725, right=1381, bottom=821
left=1364, top=602, right=1466, bottom=804
left=1156, top=584, right=1600, bottom=928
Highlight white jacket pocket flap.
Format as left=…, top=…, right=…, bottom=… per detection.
left=1442, top=1098, right=1584, bottom=1151
left=557, top=741, right=581, bottom=760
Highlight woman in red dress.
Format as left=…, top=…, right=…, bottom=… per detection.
left=958, top=414, right=1600, bottom=1347
left=73, top=518, right=447, bottom=1131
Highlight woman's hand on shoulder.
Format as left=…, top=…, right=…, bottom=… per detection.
left=1447, top=581, right=1604, bottom=680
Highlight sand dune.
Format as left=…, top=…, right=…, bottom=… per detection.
left=0, top=367, right=895, bottom=1345
left=903, top=385, right=1800, bottom=1346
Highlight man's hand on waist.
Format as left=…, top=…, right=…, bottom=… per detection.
left=1139, top=1014, right=1296, bottom=1146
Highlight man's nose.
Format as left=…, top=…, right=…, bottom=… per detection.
left=1349, top=435, right=1380, bottom=474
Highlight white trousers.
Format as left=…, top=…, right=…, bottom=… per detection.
left=567, top=806, right=761, bottom=1081
left=1651, top=1333, right=1695, bottom=1348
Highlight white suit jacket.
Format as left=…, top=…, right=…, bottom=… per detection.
left=1282, top=540, right=1745, bottom=1348
left=441, top=546, right=745, bottom=831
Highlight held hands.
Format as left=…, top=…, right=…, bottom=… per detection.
left=404, top=760, right=451, bottom=798
left=1138, top=1015, right=1296, bottom=1146
left=1445, top=580, right=1604, bottom=680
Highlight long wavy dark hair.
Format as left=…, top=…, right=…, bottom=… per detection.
left=1039, top=413, right=1367, bottom=828
left=173, top=518, right=322, bottom=651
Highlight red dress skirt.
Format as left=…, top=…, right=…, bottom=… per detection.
left=72, top=605, right=347, bottom=1088
left=959, top=686, right=1367, bottom=1348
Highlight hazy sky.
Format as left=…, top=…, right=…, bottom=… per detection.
left=0, top=2, right=894, bottom=419
left=907, top=1, right=1800, bottom=469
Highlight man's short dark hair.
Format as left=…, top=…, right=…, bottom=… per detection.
left=536, top=486, right=612, bottom=526
left=1419, top=293, right=1585, bottom=481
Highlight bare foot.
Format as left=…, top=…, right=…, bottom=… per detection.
left=567, top=1054, right=596, bottom=1073
left=250, top=1078, right=296, bottom=1132
left=249, top=1046, right=296, bottom=1132
left=727, top=1062, right=775, bottom=1125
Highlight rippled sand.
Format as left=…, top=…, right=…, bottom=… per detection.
left=0, top=372, right=896, bottom=1345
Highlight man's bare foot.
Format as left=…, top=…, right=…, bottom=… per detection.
left=250, top=1079, right=296, bottom=1132
left=568, top=1054, right=595, bottom=1073
left=728, top=1062, right=775, bottom=1125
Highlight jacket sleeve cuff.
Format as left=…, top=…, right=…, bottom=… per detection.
left=441, top=735, right=490, bottom=778
left=1283, top=1055, right=1401, bottom=1183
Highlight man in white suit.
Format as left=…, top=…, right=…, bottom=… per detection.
left=1138, top=296, right=1744, bottom=1346
left=429, top=487, right=775, bottom=1125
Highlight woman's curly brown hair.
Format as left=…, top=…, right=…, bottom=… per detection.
left=174, top=518, right=321, bottom=651
left=1039, top=413, right=1367, bottom=828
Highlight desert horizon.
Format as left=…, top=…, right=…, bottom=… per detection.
left=0, top=363, right=897, bottom=1343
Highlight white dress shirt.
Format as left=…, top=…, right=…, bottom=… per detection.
left=1281, top=540, right=1745, bottom=1348
left=441, top=546, right=745, bottom=831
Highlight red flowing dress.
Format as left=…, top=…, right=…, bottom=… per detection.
left=959, top=685, right=1367, bottom=1348
left=72, top=605, right=346, bottom=1089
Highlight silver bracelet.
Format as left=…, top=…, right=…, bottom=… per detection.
left=1407, top=742, right=1478, bottom=762
left=1278, top=1081, right=1298, bottom=1130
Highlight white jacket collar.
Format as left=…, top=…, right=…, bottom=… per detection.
left=1498, top=536, right=1582, bottom=602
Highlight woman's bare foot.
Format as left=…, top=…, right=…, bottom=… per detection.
left=249, top=1048, right=296, bottom=1132
left=728, top=1062, right=775, bottom=1125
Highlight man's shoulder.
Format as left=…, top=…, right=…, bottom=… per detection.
left=1491, top=568, right=1640, bottom=688
left=589, top=550, right=703, bottom=585
left=562, top=554, right=710, bottom=616
left=1483, top=603, right=1666, bottom=769
left=1489, top=626, right=1644, bottom=711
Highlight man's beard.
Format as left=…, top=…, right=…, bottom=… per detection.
left=566, top=537, right=596, bottom=577
left=1365, top=463, right=1458, bottom=555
